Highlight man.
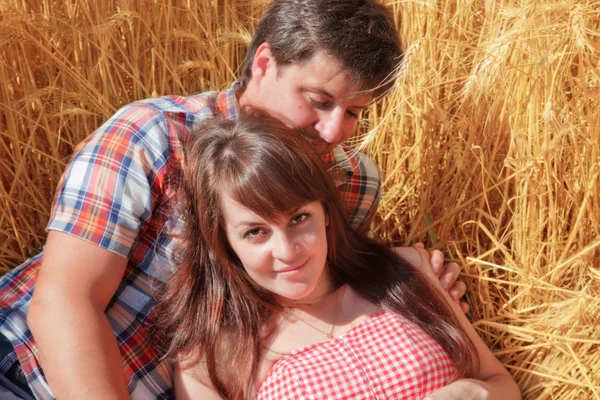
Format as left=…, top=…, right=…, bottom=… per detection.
left=0, top=0, right=466, bottom=398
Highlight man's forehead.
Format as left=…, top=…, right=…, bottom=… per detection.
left=302, top=74, right=369, bottom=101
left=288, top=52, right=368, bottom=95
left=315, top=69, right=372, bottom=102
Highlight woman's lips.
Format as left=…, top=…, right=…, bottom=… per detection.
left=277, top=260, right=307, bottom=274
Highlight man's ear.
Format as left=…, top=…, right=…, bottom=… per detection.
left=251, top=42, right=277, bottom=82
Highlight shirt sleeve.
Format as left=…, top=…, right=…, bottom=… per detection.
left=46, top=103, right=174, bottom=258
left=339, top=151, right=382, bottom=234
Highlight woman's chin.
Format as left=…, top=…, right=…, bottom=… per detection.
left=274, top=285, right=316, bottom=305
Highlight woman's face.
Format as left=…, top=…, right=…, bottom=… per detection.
left=221, top=193, right=331, bottom=304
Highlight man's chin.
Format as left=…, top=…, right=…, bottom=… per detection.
left=297, top=131, right=337, bottom=154
left=311, top=140, right=336, bottom=155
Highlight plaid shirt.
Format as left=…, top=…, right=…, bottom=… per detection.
left=0, top=82, right=381, bottom=399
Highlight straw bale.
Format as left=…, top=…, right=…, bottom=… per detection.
left=1, top=0, right=598, bottom=398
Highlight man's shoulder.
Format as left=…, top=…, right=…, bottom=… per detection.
left=106, top=84, right=239, bottom=136
left=107, top=91, right=219, bottom=131
left=131, top=91, right=220, bottom=115
left=89, top=88, right=232, bottom=147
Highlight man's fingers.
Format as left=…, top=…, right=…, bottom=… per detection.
left=429, top=249, right=444, bottom=277
left=408, top=244, right=469, bottom=315
left=449, top=280, right=466, bottom=300
left=439, top=262, right=460, bottom=290
left=448, top=277, right=469, bottom=315
left=413, top=243, right=443, bottom=277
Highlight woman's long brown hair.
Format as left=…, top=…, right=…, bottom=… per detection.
left=154, top=112, right=479, bottom=399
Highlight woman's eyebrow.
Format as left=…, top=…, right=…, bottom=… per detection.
left=233, top=220, right=264, bottom=228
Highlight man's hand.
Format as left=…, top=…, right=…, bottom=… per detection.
left=413, top=242, right=469, bottom=314
left=394, top=243, right=469, bottom=314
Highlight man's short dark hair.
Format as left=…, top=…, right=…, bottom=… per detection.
left=239, top=0, right=403, bottom=98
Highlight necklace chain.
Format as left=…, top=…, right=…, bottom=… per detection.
left=264, top=287, right=345, bottom=356
left=286, top=286, right=344, bottom=340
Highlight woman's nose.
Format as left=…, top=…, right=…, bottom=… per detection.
left=271, top=231, right=298, bottom=262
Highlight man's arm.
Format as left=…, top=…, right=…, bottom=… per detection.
left=28, top=231, right=130, bottom=399
left=23, top=98, right=196, bottom=397
left=407, top=246, right=521, bottom=400
left=395, top=244, right=469, bottom=313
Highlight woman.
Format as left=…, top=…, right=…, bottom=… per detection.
left=154, top=113, right=520, bottom=399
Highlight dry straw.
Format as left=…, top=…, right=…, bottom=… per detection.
left=0, top=0, right=599, bottom=398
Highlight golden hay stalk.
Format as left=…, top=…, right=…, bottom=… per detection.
left=1, top=0, right=598, bottom=398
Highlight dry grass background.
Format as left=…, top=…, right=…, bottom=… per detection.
left=0, top=0, right=599, bottom=398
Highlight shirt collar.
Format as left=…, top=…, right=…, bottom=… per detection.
left=322, top=145, right=354, bottom=187
left=215, top=81, right=241, bottom=120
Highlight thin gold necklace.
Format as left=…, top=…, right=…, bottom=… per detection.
left=286, top=285, right=344, bottom=340
left=264, top=286, right=346, bottom=357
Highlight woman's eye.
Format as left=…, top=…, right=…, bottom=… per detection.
left=292, top=213, right=311, bottom=225
left=243, top=228, right=264, bottom=239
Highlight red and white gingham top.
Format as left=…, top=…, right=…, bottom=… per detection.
left=256, top=311, right=456, bottom=399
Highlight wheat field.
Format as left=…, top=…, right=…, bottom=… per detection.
left=1, top=0, right=599, bottom=398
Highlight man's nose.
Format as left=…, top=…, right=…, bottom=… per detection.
left=315, top=110, right=345, bottom=145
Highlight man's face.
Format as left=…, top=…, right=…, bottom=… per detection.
left=245, top=49, right=373, bottom=154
